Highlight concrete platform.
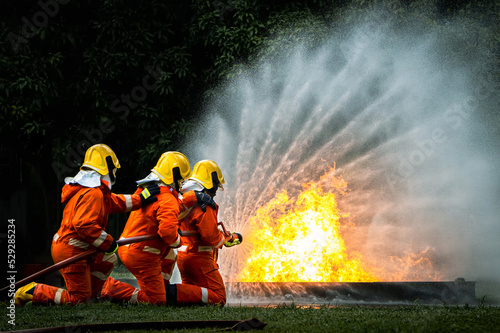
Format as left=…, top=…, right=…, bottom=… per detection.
left=226, top=278, right=477, bottom=305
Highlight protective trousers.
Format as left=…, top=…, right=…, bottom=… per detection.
left=101, top=246, right=176, bottom=304
left=33, top=242, right=116, bottom=305
left=175, top=250, right=226, bottom=306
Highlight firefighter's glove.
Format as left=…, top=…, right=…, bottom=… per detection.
left=224, top=232, right=242, bottom=247
left=195, top=191, right=216, bottom=212
left=104, top=239, right=118, bottom=255
left=140, top=184, right=160, bottom=206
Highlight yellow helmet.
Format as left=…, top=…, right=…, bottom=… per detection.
left=81, top=144, right=120, bottom=181
left=151, top=152, right=191, bottom=188
left=189, top=160, right=225, bottom=191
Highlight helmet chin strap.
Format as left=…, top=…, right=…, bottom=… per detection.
left=105, top=156, right=117, bottom=185
left=172, top=167, right=182, bottom=192
left=206, top=171, right=220, bottom=197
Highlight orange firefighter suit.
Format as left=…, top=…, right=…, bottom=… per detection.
left=101, top=187, right=199, bottom=304
left=32, top=180, right=142, bottom=305
left=174, top=203, right=231, bottom=306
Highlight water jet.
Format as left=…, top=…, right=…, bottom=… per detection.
left=184, top=11, right=500, bottom=305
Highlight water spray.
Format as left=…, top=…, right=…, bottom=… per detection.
left=184, top=9, right=500, bottom=304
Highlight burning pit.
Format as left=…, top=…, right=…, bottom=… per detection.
left=235, top=174, right=442, bottom=284
left=221, top=174, right=477, bottom=305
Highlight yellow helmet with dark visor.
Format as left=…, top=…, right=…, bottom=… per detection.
left=81, top=144, right=120, bottom=183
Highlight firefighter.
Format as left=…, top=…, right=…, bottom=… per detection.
left=100, top=152, right=216, bottom=304
left=171, top=159, right=242, bottom=306
left=14, top=144, right=161, bottom=306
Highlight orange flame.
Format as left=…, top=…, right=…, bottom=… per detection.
left=239, top=180, right=378, bottom=282
left=386, top=247, right=444, bottom=281
left=238, top=172, right=441, bottom=282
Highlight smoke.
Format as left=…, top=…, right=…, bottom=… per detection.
left=182, top=9, right=500, bottom=294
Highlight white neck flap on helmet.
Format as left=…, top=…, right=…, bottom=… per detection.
left=65, top=169, right=102, bottom=188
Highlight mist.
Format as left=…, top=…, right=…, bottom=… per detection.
left=182, top=10, right=500, bottom=298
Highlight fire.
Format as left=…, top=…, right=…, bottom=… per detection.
left=237, top=172, right=443, bottom=282
left=386, top=247, right=444, bottom=281
left=239, top=180, right=379, bottom=282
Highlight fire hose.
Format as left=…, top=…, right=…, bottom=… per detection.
left=179, top=221, right=243, bottom=244
left=0, top=234, right=160, bottom=294
left=5, top=317, right=267, bottom=332
left=1, top=222, right=241, bottom=295
left=178, top=221, right=230, bottom=237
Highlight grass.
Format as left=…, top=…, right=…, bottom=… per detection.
left=1, top=301, right=499, bottom=332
